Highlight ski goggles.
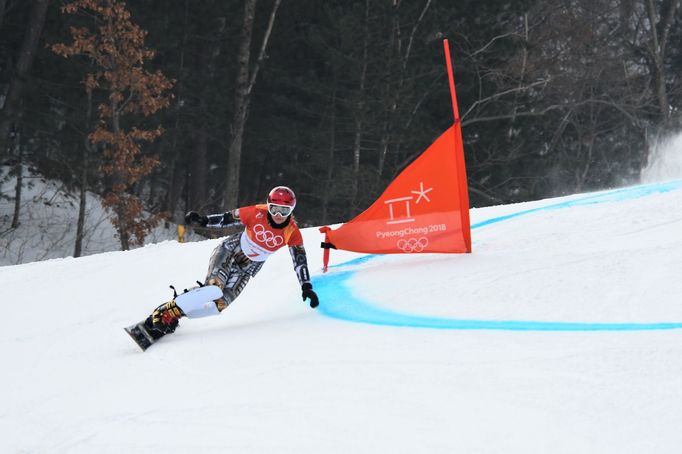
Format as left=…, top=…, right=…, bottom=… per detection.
left=267, top=203, right=294, bottom=217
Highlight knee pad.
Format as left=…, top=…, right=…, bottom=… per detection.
left=175, top=285, right=223, bottom=318
left=205, top=270, right=253, bottom=312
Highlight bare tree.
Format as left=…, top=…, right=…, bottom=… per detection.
left=0, top=0, right=8, bottom=30
left=376, top=0, right=432, bottom=181
left=190, top=16, right=226, bottom=212
left=74, top=86, right=95, bottom=257
left=224, top=0, right=281, bottom=208
left=0, top=0, right=49, bottom=164
left=350, top=0, right=369, bottom=214
left=163, top=0, right=190, bottom=223
left=321, top=77, right=337, bottom=225
left=10, top=126, right=21, bottom=228
left=644, top=0, right=680, bottom=122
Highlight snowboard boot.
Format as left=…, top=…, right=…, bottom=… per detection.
left=144, top=300, right=185, bottom=340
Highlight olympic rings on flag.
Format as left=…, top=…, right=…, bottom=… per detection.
left=397, top=237, right=429, bottom=253
left=253, top=224, right=284, bottom=248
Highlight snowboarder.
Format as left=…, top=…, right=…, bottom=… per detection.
left=139, top=186, right=319, bottom=343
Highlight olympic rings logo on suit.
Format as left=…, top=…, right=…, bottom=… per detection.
left=253, top=224, right=284, bottom=248
left=397, top=237, right=429, bottom=253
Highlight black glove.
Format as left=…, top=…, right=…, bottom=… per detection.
left=301, top=283, right=319, bottom=309
left=185, top=211, right=208, bottom=227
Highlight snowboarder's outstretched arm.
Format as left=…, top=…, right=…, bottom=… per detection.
left=289, top=245, right=319, bottom=308
left=185, top=209, right=242, bottom=229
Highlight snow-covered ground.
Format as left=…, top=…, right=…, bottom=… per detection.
left=2, top=173, right=682, bottom=453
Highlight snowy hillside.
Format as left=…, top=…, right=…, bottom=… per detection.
left=2, top=176, right=682, bottom=453
left=0, top=170, right=185, bottom=265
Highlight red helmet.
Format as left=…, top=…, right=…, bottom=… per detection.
left=267, top=186, right=296, bottom=217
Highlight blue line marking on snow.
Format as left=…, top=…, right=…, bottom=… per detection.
left=315, top=271, right=682, bottom=331
left=314, top=180, right=682, bottom=331
left=471, top=179, right=682, bottom=230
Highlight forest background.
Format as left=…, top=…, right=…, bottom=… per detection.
left=1, top=0, right=681, bottom=253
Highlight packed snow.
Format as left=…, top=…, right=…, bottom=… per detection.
left=2, top=176, right=682, bottom=453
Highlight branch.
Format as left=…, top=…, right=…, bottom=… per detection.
left=461, top=104, right=565, bottom=127
left=247, top=0, right=282, bottom=94
left=117, top=89, right=136, bottom=114
left=659, top=0, right=680, bottom=57
left=461, top=78, right=550, bottom=122
left=646, top=0, right=662, bottom=59
left=402, top=0, right=432, bottom=71
left=404, top=73, right=443, bottom=130
left=471, top=31, right=519, bottom=58
left=462, top=97, right=643, bottom=129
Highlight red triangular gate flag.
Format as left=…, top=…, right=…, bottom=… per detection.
left=320, top=40, right=471, bottom=270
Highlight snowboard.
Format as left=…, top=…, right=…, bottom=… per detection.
left=125, top=285, right=223, bottom=352
left=124, top=320, right=157, bottom=352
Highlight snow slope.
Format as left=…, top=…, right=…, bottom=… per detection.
left=2, top=180, right=682, bottom=453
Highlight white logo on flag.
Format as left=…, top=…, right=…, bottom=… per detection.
left=411, top=182, right=432, bottom=204
left=397, top=237, right=429, bottom=253
left=384, top=181, right=433, bottom=225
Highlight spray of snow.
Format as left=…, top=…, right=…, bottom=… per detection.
left=641, top=131, right=682, bottom=182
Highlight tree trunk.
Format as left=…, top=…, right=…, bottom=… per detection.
left=377, top=2, right=400, bottom=185
left=224, top=0, right=281, bottom=208
left=377, top=0, right=432, bottom=186
left=166, top=159, right=184, bottom=224
left=224, top=0, right=257, bottom=209
left=164, top=147, right=178, bottom=222
left=645, top=0, right=680, bottom=123
left=11, top=128, right=22, bottom=229
left=0, top=0, right=49, bottom=162
left=116, top=202, right=130, bottom=251
left=321, top=79, right=337, bottom=226
left=0, top=0, right=8, bottom=31
left=249, top=144, right=272, bottom=203
left=163, top=0, right=190, bottom=223
left=110, top=97, right=129, bottom=251
left=74, top=88, right=94, bottom=258
left=74, top=156, right=88, bottom=257
left=190, top=125, right=208, bottom=209
left=147, top=169, right=158, bottom=208
left=189, top=15, right=224, bottom=212
left=507, top=12, right=529, bottom=141
left=350, top=0, right=370, bottom=215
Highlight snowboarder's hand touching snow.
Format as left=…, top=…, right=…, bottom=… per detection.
left=301, top=283, right=319, bottom=308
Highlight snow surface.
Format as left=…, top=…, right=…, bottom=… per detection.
left=2, top=178, right=682, bottom=453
